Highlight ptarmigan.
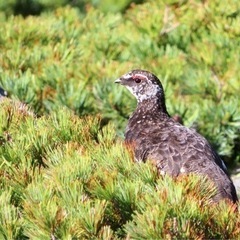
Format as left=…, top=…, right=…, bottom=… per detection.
left=115, top=69, right=238, bottom=203
left=0, top=87, right=7, bottom=98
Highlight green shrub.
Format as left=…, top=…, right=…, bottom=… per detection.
left=0, top=99, right=239, bottom=239
left=0, top=0, right=240, bottom=238
left=0, top=0, right=144, bottom=16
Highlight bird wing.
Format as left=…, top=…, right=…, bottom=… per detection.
left=126, top=120, right=238, bottom=202
left=126, top=118, right=224, bottom=176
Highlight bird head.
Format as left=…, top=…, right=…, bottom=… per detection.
left=115, top=69, right=165, bottom=106
left=0, top=87, right=7, bottom=98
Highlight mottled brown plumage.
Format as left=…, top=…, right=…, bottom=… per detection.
left=115, top=69, right=238, bottom=203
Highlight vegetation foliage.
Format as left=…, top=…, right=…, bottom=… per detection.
left=0, top=0, right=240, bottom=238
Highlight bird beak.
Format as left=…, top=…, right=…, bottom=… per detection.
left=115, top=73, right=132, bottom=84
left=114, top=78, right=122, bottom=84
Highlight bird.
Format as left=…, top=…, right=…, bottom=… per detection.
left=115, top=69, right=238, bottom=203
left=0, top=87, right=8, bottom=98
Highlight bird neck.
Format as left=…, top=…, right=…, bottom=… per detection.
left=136, top=97, right=169, bottom=116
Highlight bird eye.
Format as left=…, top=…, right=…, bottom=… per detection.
left=134, top=78, right=141, bottom=83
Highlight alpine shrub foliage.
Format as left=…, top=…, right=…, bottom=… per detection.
left=0, top=0, right=240, bottom=239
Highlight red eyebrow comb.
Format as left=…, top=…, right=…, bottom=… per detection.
left=132, top=73, right=147, bottom=80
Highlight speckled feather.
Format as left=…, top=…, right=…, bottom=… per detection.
left=115, top=69, right=238, bottom=203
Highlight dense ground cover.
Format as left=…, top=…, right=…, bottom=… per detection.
left=0, top=0, right=240, bottom=238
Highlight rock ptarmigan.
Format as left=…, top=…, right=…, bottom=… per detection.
left=115, top=69, right=238, bottom=203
